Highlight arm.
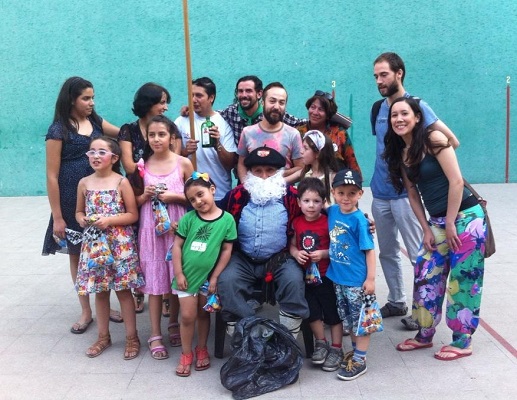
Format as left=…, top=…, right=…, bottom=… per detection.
left=428, top=119, right=460, bottom=149
left=430, top=130, right=464, bottom=251
left=212, top=124, right=237, bottom=170
left=237, top=155, right=247, bottom=183
left=119, top=140, right=137, bottom=175
left=362, top=249, right=376, bottom=295
left=401, top=167, right=434, bottom=251
left=208, top=241, right=233, bottom=293
left=46, top=139, right=66, bottom=238
left=172, top=236, right=187, bottom=290
left=283, top=112, right=308, bottom=128
left=75, top=179, right=87, bottom=228
left=102, top=120, right=120, bottom=138
left=157, top=158, right=193, bottom=206
left=283, top=158, right=303, bottom=178
left=289, top=233, right=309, bottom=266
left=284, top=168, right=302, bottom=184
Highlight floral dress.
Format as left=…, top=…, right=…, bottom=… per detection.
left=76, top=182, right=145, bottom=295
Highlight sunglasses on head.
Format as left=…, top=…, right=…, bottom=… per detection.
left=314, top=90, right=333, bottom=100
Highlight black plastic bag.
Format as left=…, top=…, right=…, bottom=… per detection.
left=220, top=316, right=303, bottom=400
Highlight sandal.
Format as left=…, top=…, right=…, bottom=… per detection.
left=109, top=309, right=124, bottom=323
left=124, top=334, right=141, bottom=360
left=86, top=333, right=112, bottom=358
left=168, top=322, right=182, bottom=347
left=134, top=292, right=144, bottom=314
left=162, top=298, right=170, bottom=318
left=176, top=352, right=193, bottom=377
left=195, top=346, right=210, bottom=371
left=396, top=338, right=433, bottom=352
left=147, top=335, right=169, bottom=360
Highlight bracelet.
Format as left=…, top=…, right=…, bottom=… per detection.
left=216, top=143, right=223, bottom=152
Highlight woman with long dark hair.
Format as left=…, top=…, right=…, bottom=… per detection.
left=383, top=97, right=486, bottom=361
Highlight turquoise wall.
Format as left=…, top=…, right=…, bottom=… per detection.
left=1, top=0, right=516, bottom=196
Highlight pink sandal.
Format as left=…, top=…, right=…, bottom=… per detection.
left=195, top=346, right=210, bottom=371
left=147, top=336, right=169, bottom=360
left=168, top=322, right=182, bottom=347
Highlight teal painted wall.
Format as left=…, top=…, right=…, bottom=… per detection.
left=1, top=0, right=516, bottom=196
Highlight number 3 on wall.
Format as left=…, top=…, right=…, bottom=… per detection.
left=331, top=81, right=336, bottom=88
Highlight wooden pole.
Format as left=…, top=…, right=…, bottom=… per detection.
left=182, top=0, right=196, bottom=169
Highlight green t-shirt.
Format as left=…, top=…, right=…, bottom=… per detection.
left=172, top=210, right=237, bottom=294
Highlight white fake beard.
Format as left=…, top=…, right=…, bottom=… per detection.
left=244, top=169, right=287, bottom=206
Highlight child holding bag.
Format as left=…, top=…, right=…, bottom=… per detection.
left=136, top=115, right=193, bottom=360
left=172, top=173, right=237, bottom=377
left=75, top=136, right=144, bottom=360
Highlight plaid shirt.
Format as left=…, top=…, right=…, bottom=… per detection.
left=218, top=103, right=308, bottom=146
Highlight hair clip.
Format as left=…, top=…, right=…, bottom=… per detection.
left=136, top=158, right=145, bottom=178
left=192, top=171, right=210, bottom=182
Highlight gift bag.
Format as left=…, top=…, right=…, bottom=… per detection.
left=83, top=226, right=115, bottom=270
left=203, top=293, right=221, bottom=313
left=355, top=293, right=383, bottom=336
left=152, top=197, right=171, bottom=236
left=304, top=262, right=322, bottom=285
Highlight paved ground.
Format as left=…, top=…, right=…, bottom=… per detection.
left=0, top=184, right=516, bottom=399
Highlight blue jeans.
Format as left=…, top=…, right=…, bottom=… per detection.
left=371, top=197, right=422, bottom=308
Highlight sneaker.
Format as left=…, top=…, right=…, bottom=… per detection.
left=312, top=340, right=329, bottom=365
left=322, top=347, right=343, bottom=372
left=340, top=350, right=354, bottom=367
left=337, top=359, right=367, bottom=381
left=380, top=303, right=408, bottom=318
left=401, top=315, right=419, bottom=331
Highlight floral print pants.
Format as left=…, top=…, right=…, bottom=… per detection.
left=412, top=204, right=485, bottom=349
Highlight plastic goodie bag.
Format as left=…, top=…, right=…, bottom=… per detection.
left=82, top=225, right=115, bottom=270
left=203, top=293, right=221, bottom=313
left=152, top=196, right=171, bottom=236
left=220, top=316, right=303, bottom=400
left=355, top=293, right=384, bottom=336
left=304, top=262, right=322, bottom=285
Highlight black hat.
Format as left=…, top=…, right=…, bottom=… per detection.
left=244, top=146, right=286, bottom=169
left=332, top=169, right=363, bottom=189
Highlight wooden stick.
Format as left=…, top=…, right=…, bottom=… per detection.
left=182, top=0, right=196, bottom=169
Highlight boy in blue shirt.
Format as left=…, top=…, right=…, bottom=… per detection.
left=327, top=169, right=376, bottom=380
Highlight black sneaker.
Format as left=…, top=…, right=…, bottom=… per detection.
left=401, top=316, right=419, bottom=331
left=337, top=359, right=367, bottom=381
left=380, top=303, right=408, bottom=318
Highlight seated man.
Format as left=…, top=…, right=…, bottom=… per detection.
left=218, top=146, right=309, bottom=337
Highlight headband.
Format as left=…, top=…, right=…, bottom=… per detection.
left=303, top=130, right=326, bottom=151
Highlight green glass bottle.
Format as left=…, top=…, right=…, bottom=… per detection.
left=201, top=116, right=216, bottom=148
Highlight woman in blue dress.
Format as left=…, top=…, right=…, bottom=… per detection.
left=42, top=76, right=119, bottom=334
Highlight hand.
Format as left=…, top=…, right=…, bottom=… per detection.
left=362, top=278, right=375, bottom=295
left=423, top=229, right=436, bottom=252
left=53, top=217, right=67, bottom=238
left=184, top=138, right=199, bottom=155
left=294, top=250, right=310, bottom=265
left=208, top=276, right=218, bottom=294
left=365, top=213, right=376, bottom=234
left=142, top=185, right=155, bottom=200
left=176, top=273, right=187, bottom=291
left=92, top=216, right=111, bottom=230
left=309, top=250, right=324, bottom=263
left=180, top=105, right=189, bottom=117
left=209, top=125, right=220, bottom=142
left=445, top=223, right=460, bottom=252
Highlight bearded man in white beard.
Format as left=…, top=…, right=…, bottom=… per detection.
left=218, top=146, right=309, bottom=338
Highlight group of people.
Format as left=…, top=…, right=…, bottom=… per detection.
left=42, top=51, right=487, bottom=382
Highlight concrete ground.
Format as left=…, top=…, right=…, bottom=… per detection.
left=0, top=184, right=516, bottom=399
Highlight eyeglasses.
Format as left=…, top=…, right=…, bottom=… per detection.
left=314, top=90, right=333, bottom=100
left=85, top=150, right=115, bottom=158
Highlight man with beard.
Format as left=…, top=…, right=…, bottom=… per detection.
left=220, top=75, right=306, bottom=146
left=236, top=82, right=304, bottom=183
left=371, top=52, right=460, bottom=330
left=218, top=146, right=309, bottom=337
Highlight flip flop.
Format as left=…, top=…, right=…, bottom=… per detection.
left=434, top=345, right=472, bottom=361
left=109, top=310, right=124, bottom=323
left=70, top=319, right=94, bottom=334
left=396, top=338, right=433, bottom=351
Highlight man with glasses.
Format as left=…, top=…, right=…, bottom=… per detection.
left=236, top=82, right=304, bottom=183
left=370, top=52, right=459, bottom=330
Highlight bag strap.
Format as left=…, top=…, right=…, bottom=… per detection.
left=463, top=178, right=482, bottom=201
